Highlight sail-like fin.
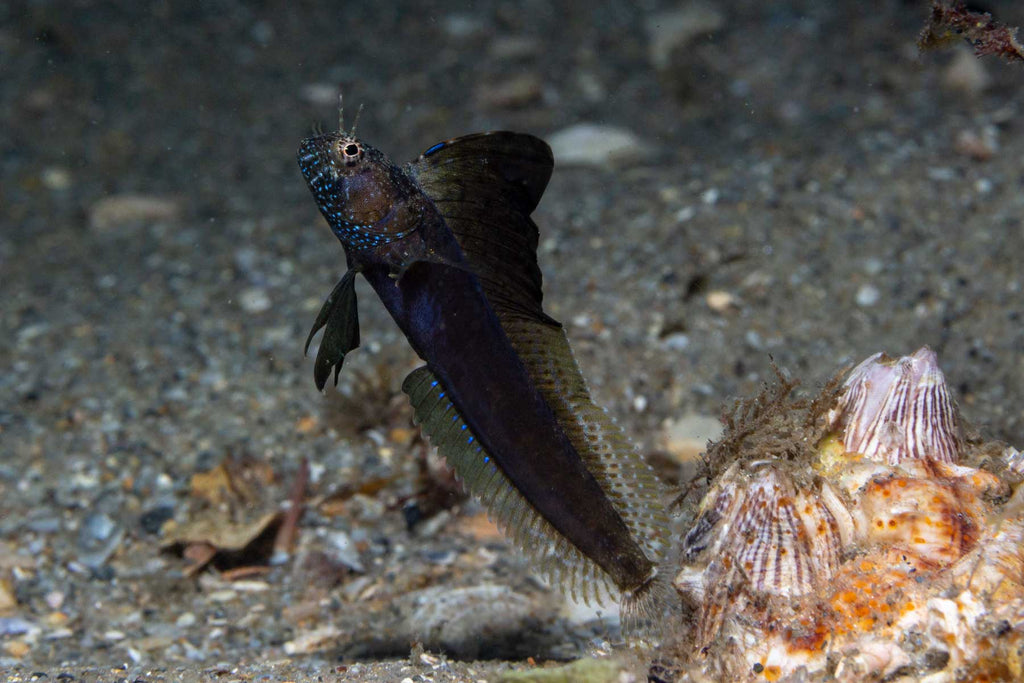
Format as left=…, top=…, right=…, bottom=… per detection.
left=403, top=365, right=618, bottom=606
left=410, top=132, right=670, bottom=610
left=305, top=268, right=360, bottom=390
left=408, top=132, right=555, bottom=323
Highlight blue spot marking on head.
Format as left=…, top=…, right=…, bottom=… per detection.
left=423, top=142, right=446, bottom=157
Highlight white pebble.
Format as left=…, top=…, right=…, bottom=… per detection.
left=855, top=283, right=880, bottom=307
left=239, top=287, right=271, bottom=313
left=547, top=124, right=646, bottom=167
left=89, top=194, right=181, bottom=232
left=646, top=2, right=725, bottom=69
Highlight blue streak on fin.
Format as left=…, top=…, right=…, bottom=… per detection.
left=305, top=268, right=360, bottom=391
left=423, top=141, right=446, bottom=156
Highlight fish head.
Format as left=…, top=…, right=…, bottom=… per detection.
left=297, top=133, right=416, bottom=250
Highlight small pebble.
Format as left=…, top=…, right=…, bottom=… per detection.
left=658, top=414, right=723, bottom=465
left=954, top=127, right=998, bottom=161
left=44, top=591, right=64, bottom=611
left=0, top=617, right=37, bottom=636
left=283, top=625, right=342, bottom=655
left=547, top=124, right=646, bottom=167
left=239, top=287, right=272, bottom=313
left=41, top=166, right=72, bottom=190
left=175, top=612, right=197, bottom=628
left=300, top=82, right=338, bottom=107
left=89, top=194, right=182, bottom=232
left=705, top=290, right=734, bottom=312
left=488, top=36, right=539, bottom=60
left=207, top=589, right=238, bottom=602
left=646, top=1, right=725, bottom=69
left=855, top=283, right=880, bottom=307
left=442, top=13, right=485, bottom=39
left=942, top=47, right=990, bottom=95
left=0, top=580, right=15, bottom=611
left=675, top=206, right=696, bottom=223
left=476, top=74, right=543, bottom=109
left=325, top=530, right=365, bottom=572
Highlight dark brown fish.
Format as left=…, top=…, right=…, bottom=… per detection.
left=297, top=125, right=668, bottom=616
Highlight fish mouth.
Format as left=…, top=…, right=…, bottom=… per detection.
left=298, top=133, right=365, bottom=185
left=296, top=134, right=338, bottom=184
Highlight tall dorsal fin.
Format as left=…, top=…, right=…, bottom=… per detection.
left=408, top=132, right=555, bottom=323
left=408, top=132, right=671, bottom=617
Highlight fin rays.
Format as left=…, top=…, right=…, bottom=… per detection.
left=403, top=366, right=618, bottom=605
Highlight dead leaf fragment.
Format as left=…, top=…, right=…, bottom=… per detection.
left=162, top=511, right=284, bottom=577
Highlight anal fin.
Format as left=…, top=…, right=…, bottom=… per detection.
left=402, top=366, right=617, bottom=605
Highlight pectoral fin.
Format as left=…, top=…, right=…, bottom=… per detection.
left=305, top=268, right=360, bottom=390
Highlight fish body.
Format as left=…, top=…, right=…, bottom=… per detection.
left=297, top=128, right=668, bottom=612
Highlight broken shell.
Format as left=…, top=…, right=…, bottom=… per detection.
left=665, top=347, right=1022, bottom=682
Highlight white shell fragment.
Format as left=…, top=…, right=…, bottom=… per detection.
left=668, top=347, right=1022, bottom=682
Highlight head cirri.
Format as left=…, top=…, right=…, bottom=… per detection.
left=297, top=133, right=417, bottom=250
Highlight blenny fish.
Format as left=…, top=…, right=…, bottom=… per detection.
left=297, top=113, right=669, bottom=617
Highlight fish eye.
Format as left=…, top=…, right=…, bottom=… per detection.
left=339, top=141, right=363, bottom=166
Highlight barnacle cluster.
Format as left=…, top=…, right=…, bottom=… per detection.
left=663, top=348, right=1024, bottom=682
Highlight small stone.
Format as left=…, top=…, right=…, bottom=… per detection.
left=207, top=589, right=238, bottom=602
left=3, top=640, right=29, bottom=658
left=701, top=187, right=720, bottom=205
left=476, top=74, right=543, bottom=109
left=283, top=625, right=342, bottom=655
left=0, top=580, right=15, bottom=612
left=442, top=13, right=485, bottom=39
left=77, top=512, right=124, bottom=570
left=89, top=194, right=182, bottom=232
left=239, top=287, right=272, bottom=313
left=942, top=48, right=990, bottom=95
left=954, top=127, right=998, bottom=161
left=104, top=630, right=126, bottom=642
left=404, top=584, right=544, bottom=660
left=547, top=124, right=647, bottom=168
left=855, top=283, right=880, bottom=307
left=325, top=530, right=365, bottom=573
left=658, top=414, right=723, bottom=468
left=44, top=591, right=64, bottom=611
left=705, top=290, right=735, bottom=312
left=488, top=36, right=539, bottom=60
left=175, top=612, right=197, bottom=628
left=646, top=1, right=725, bottom=69
left=300, top=82, right=338, bottom=107
left=0, top=617, right=37, bottom=636
left=41, top=166, right=72, bottom=190
left=675, top=206, right=696, bottom=223
left=43, top=612, right=68, bottom=627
